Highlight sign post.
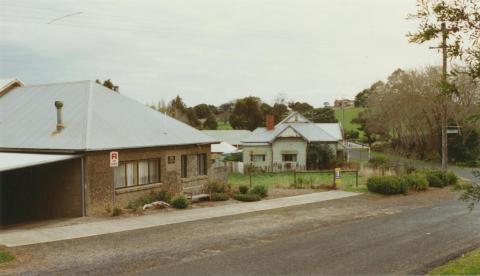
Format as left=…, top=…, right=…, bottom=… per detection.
left=110, top=151, right=119, bottom=167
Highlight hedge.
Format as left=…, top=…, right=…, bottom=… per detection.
left=233, top=193, right=262, bottom=202
left=367, top=176, right=408, bottom=195
left=210, top=193, right=229, bottom=201
left=401, top=174, right=428, bottom=191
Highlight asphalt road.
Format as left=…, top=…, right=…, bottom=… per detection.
left=140, top=199, right=480, bottom=276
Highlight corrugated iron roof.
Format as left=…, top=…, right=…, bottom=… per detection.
left=242, top=112, right=342, bottom=144
left=0, top=81, right=217, bottom=151
left=201, top=130, right=252, bottom=145
left=0, top=152, right=80, bottom=172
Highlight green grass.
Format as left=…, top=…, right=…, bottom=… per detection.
left=0, top=250, right=15, bottom=265
left=217, top=121, right=233, bottom=130
left=430, top=249, right=480, bottom=275
left=334, top=107, right=364, bottom=134
left=228, top=171, right=365, bottom=191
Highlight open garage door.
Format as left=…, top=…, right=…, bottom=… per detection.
left=0, top=153, right=83, bottom=226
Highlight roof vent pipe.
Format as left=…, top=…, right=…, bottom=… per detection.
left=55, top=101, right=64, bottom=132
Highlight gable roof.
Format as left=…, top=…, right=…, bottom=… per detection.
left=242, top=112, right=342, bottom=144
left=0, top=81, right=217, bottom=151
left=0, top=78, right=23, bottom=97
left=201, top=130, right=252, bottom=145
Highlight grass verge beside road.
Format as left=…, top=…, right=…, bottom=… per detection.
left=430, top=248, right=480, bottom=275
left=0, top=249, right=15, bottom=265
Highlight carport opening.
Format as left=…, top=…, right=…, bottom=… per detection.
left=0, top=158, right=83, bottom=227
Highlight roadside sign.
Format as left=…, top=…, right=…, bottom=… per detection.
left=447, top=129, right=459, bottom=134
left=110, top=151, right=119, bottom=167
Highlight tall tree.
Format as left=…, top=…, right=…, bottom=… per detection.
left=288, top=101, right=314, bottom=115
left=193, top=104, right=212, bottom=119
left=272, top=103, right=289, bottom=124
left=229, top=96, right=264, bottom=131
left=408, top=0, right=480, bottom=78
left=307, top=107, right=338, bottom=123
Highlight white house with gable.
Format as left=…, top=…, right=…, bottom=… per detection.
left=241, top=112, right=343, bottom=171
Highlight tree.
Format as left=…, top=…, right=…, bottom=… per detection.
left=306, top=144, right=335, bottom=170
left=193, top=104, right=212, bottom=119
left=354, top=81, right=384, bottom=107
left=166, top=96, right=201, bottom=128
left=351, top=111, right=377, bottom=147
left=229, top=96, right=264, bottom=131
left=203, top=113, right=218, bottom=130
left=307, top=107, right=337, bottom=123
left=272, top=103, right=289, bottom=124
left=96, top=79, right=119, bottom=92
left=288, top=101, right=314, bottom=115
left=408, top=0, right=480, bottom=79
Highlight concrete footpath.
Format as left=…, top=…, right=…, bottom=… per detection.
left=0, top=191, right=359, bottom=247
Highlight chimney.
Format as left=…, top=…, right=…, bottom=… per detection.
left=266, top=114, right=275, bottom=131
left=55, top=101, right=64, bottom=132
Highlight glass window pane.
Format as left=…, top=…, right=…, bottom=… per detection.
left=138, top=160, right=149, bottom=185
left=181, top=155, right=187, bottom=178
left=149, top=160, right=159, bottom=183
left=126, top=162, right=137, bottom=186
left=114, top=163, right=126, bottom=188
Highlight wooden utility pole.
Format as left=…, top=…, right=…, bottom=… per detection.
left=430, top=22, right=449, bottom=172
left=441, top=22, right=448, bottom=173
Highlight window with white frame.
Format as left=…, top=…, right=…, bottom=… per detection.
left=113, top=159, right=160, bottom=189
left=251, top=154, right=266, bottom=162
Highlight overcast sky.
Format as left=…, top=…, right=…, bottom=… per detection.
left=0, top=0, right=440, bottom=107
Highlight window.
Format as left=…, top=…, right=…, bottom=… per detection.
left=282, top=154, right=297, bottom=162
left=113, top=163, right=126, bottom=188
left=113, top=159, right=161, bottom=189
left=251, top=154, right=266, bottom=162
left=197, top=153, right=207, bottom=175
left=181, top=155, right=188, bottom=178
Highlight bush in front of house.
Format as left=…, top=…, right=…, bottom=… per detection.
left=422, top=169, right=458, bottom=188
left=171, top=194, right=190, bottom=209
left=401, top=174, right=428, bottom=191
left=210, top=193, right=229, bottom=201
left=238, top=185, right=249, bottom=194
left=250, top=184, right=268, bottom=198
left=155, top=190, right=172, bottom=203
left=367, top=176, right=408, bottom=195
left=233, top=193, right=262, bottom=202
left=208, top=181, right=230, bottom=194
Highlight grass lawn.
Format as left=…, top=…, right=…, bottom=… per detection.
left=228, top=171, right=367, bottom=192
left=430, top=249, right=480, bottom=275
left=334, top=107, right=364, bottom=134
left=217, top=121, right=233, bottom=130
left=0, top=250, right=15, bottom=265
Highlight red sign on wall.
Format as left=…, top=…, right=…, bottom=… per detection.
left=110, top=151, right=119, bottom=167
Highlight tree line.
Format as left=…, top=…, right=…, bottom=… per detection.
left=149, top=95, right=338, bottom=131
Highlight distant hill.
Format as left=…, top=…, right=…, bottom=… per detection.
left=334, top=107, right=364, bottom=134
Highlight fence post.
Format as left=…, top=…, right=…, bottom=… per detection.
left=354, top=170, right=357, bottom=187
left=293, top=170, right=297, bottom=188
left=332, top=170, right=335, bottom=187
left=249, top=173, right=252, bottom=188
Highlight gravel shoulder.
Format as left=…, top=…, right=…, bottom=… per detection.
left=0, top=188, right=461, bottom=275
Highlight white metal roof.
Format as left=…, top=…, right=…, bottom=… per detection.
left=201, top=130, right=252, bottom=145
left=242, top=112, right=342, bottom=144
left=211, top=142, right=239, bottom=154
left=0, top=152, right=80, bottom=172
left=0, top=81, right=217, bottom=151
left=0, top=78, right=23, bottom=92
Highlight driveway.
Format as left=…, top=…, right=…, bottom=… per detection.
left=2, top=188, right=477, bottom=275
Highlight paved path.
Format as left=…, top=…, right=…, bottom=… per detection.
left=140, top=197, right=480, bottom=276
left=0, top=191, right=358, bottom=247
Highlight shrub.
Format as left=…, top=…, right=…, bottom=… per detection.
left=366, top=176, right=408, bottom=195
left=211, top=193, right=229, bottom=201
left=239, top=185, right=249, bottom=194
left=208, top=181, right=230, bottom=194
left=171, top=194, right=190, bottom=209
left=155, top=190, right=172, bottom=203
left=112, top=207, right=122, bottom=216
left=401, top=174, right=428, bottom=191
left=423, top=169, right=449, bottom=188
left=446, top=171, right=459, bottom=186
left=250, top=184, right=268, bottom=198
left=368, top=156, right=389, bottom=168
left=233, top=193, right=262, bottom=202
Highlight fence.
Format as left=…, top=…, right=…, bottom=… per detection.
left=234, top=169, right=359, bottom=189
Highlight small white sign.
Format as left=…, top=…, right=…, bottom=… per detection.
left=110, top=151, right=119, bottom=167
left=447, top=129, right=459, bottom=134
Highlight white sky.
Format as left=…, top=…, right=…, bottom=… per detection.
left=0, top=0, right=440, bottom=107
